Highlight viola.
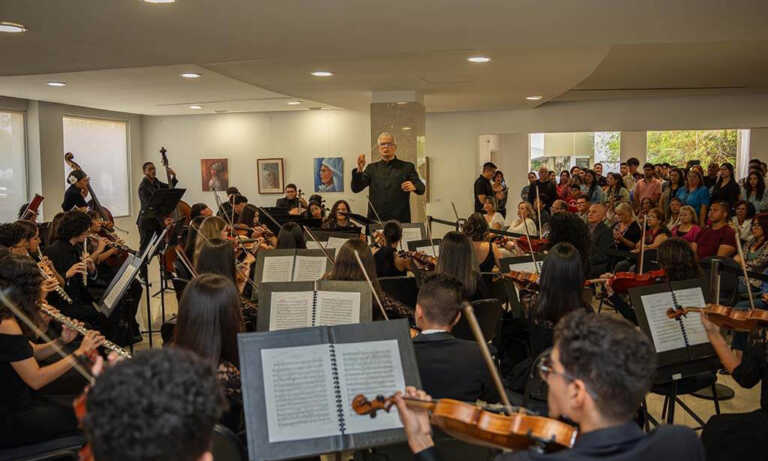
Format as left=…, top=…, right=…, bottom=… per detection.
left=498, top=270, right=540, bottom=289
left=494, top=235, right=547, bottom=254
left=667, top=304, right=768, bottom=332
left=609, top=269, right=666, bottom=294
left=397, top=250, right=436, bottom=271
left=353, top=394, right=577, bottom=452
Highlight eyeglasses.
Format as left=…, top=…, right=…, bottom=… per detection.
left=535, top=351, right=598, bottom=400
left=378, top=142, right=395, bottom=147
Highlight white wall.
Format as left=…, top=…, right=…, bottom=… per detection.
left=141, top=110, right=370, bottom=216
left=426, top=94, right=768, bottom=223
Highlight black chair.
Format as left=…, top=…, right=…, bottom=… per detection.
left=453, top=298, right=503, bottom=343
left=211, top=424, right=246, bottom=461
left=650, top=372, right=720, bottom=429
left=379, top=276, right=419, bottom=308
left=0, top=435, right=85, bottom=461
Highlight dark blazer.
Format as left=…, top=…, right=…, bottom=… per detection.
left=588, top=221, right=613, bottom=277
left=416, top=421, right=704, bottom=461
left=412, top=332, right=499, bottom=403
left=137, top=175, right=177, bottom=224
left=351, top=157, right=425, bottom=223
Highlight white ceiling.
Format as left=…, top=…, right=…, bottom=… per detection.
left=1, top=0, right=767, bottom=115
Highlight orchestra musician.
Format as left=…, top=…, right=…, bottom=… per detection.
left=322, top=200, right=357, bottom=230
left=373, top=220, right=409, bottom=277
left=137, top=161, right=177, bottom=252
left=394, top=310, right=705, bottom=461
left=275, top=183, right=307, bottom=215
left=434, top=232, right=491, bottom=302
left=352, top=131, right=425, bottom=223
left=61, top=170, right=90, bottom=212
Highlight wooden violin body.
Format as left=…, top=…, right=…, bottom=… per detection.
left=609, top=269, right=666, bottom=294
left=397, top=250, right=436, bottom=271
left=667, top=304, right=768, bottom=332
left=353, top=395, right=577, bottom=452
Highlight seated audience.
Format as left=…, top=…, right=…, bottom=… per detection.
left=664, top=197, right=683, bottom=229
left=482, top=196, right=506, bottom=230
left=693, top=201, right=737, bottom=259
left=677, top=169, right=710, bottom=226
left=411, top=273, right=498, bottom=402
left=508, top=201, right=537, bottom=235
left=587, top=204, right=612, bottom=277
left=395, top=310, right=704, bottom=461
left=633, top=162, right=662, bottom=209
left=670, top=205, right=701, bottom=243
left=731, top=200, right=756, bottom=244
left=741, top=170, right=768, bottom=213
left=634, top=208, right=670, bottom=252
left=709, top=162, right=740, bottom=210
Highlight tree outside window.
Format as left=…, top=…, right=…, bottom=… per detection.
left=647, top=130, right=737, bottom=167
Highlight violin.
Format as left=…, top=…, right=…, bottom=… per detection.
left=666, top=304, right=768, bottom=332
left=494, top=235, right=548, bottom=254
left=352, top=394, right=577, bottom=452
left=397, top=250, right=436, bottom=271
left=498, top=270, right=540, bottom=289
left=608, top=269, right=666, bottom=294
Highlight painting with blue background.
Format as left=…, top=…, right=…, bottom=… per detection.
left=314, top=157, right=344, bottom=192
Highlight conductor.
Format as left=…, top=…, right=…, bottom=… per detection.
left=351, top=132, right=425, bottom=223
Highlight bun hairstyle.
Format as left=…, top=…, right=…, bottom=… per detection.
left=67, top=170, right=87, bottom=185
left=463, top=213, right=488, bottom=242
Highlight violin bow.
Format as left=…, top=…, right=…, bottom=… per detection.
left=0, top=289, right=95, bottom=385
left=175, top=247, right=199, bottom=279
left=521, top=217, right=539, bottom=275
left=732, top=223, right=757, bottom=310
left=302, top=226, right=336, bottom=265
left=638, top=215, right=647, bottom=276
left=256, top=206, right=282, bottom=230
left=366, top=196, right=384, bottom=225
left=535, top=185, right=542, bottom=239
left=353, top=250, right=389, bottom=321
left=425, top=217, right=436, bottom=257
left=450, top=201, right=461, bottom=230
left=462, top=303, right=513, bottom=415
left=196, top=224, right=260, bottom=292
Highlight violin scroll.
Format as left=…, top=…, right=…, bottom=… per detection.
left=352, top=394, right=395, bottom=418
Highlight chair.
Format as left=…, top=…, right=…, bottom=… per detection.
left=211, top=424, right=245, bottom=461
left=378, top=276, right=419, bottom=308
left=649, top=372, right=720, bottom=429
left=453, top=299, right=503, bottom=343
left=0, top=435, right=85, bottom=461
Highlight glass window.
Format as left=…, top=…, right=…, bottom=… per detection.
left=0, top=111, right=26, bottom=222
left=646, top=129, right=739, bottom=168
left=529, top=132, right=620, bottom=174
left=63, top=116, right=130, bottom=217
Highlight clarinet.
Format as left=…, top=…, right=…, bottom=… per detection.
left=39, top=303, right=132, bottom=359
left=36, top=248, right=73, bottom=304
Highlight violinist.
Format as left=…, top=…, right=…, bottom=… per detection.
left=410, top=273, right=499, bottom=403
left=548, top=213, right=591, bottom=276
left=61, top=170, right=90, bottom=212
left=276, top=222, right=307, bottom=249
left=196, top=238, right=255, bottom=295
left=435, top=232, right=491, bottom=302
left=192, top=216, right=227, bottom=263
left=0, top=254, right=104, bottom=449
left=190, top=202, right=213, bottom=219
left=373, top=220, right=409, bottom=277
left=175, top=216, right=205, bottom=280
left=464, top=213, right=503, bottom=273
left=304, top=199, right=325, bottom=220
left=395, top=311, right=704, bottom=461
left=137, top=161, right=177, bottom=252
left=229, top=194, right=249, bottom=223
left=322, top=200, right=357, bottom=230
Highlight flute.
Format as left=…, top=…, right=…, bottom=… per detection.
left=36, top=249, right=73, bottom=304
left=39, top=303, right=132, bottom=359
left=82, top=240, right=89, bottom=287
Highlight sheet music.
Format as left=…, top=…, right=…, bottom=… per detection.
left=415, top=245, right=439, bottom=258
left=326, top=236, right=350, bottom=250
left=401, top=227, right=424, bottom=246
left=262, top=256, right=295, bottom=282
left=102, top=261, right=139, bottom=311
left=670, top=287, right=709, bottom=346
left=261, top=344, right=340, bottom=442
left=336, top=340, right=405, bottom=434
left=292, top=255, right=328, bottom=282
left=306, top=241, right=324, bottom=250
left=268, top=291, right=314, bottom=330
left=314, top=291, right=361, bottom=326
left=507, top=261, right=543, bottom=273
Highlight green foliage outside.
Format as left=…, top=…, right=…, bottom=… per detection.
left=647, top=130, right=737, bottom=167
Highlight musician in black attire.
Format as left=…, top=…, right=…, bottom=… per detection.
left=395, top=311, right=704, bottom=461
left=374, top=220, right=408, bottom=277
left=275, top=183, right=307, bottom=215
left=411, top=273, right=498, bottom=403
left=352, top=132, right=425, bottom=223
left=137, top=161, right=177, bottom=253
left=61, top=170, right=89, bottom=212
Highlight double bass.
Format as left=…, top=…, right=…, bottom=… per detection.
left=159, top=147, right=191, bottom=273
left=64, top=152, right=115, bottom=229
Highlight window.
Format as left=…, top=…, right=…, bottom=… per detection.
left=646, top=129, right=740, bottom=168
left=0, top=111, right=26, bottom=222
left=529, top=132, right=620, bottom=174
left=63, top=116, right=130, bottom=216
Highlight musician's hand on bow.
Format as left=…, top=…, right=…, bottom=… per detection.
left=66, top=262, right=88, bottom=279
left=357, top=154, right=367, bottom=172
left=288, top=207, right=301, bottom=216
left=401, top=181, right=416, bottom=192
left=76, top=331, right=105, bottom=356
left=700, top=312, right=720, bottom=335
left=394, top=387, right=434, bottom=454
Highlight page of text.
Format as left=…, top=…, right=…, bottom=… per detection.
left=293, top=256, right=329, bottom=282
left=640, top=292, right=687, bottom=352
left=268, top=291, right=314, bottom=330
left=401, top=227, right=423, bottom=247
left=262, top=256, right=295, bottom=282
left=326, top=236, right=350, bottom=250
left=315, top=291, right=361, bottom=326
left=671, top=287, right=709, bottom=346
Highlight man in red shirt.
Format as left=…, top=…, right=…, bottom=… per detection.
left=693, top=201, right=736, bottom=259
left=632, top=163, right=662, bottom=210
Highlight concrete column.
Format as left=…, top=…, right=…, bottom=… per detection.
left=620, top=131, right=647, bottom=164
left=749, top=127, right=768, bottom=165
left=370, top=91, right=426, bottom=222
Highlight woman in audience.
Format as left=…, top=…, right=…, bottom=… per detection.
left=322, top=200, right=355, bottom=230
left=741, top=170, right=768, bottom=213
left=633, top=208, right=670, bottom=252
left=492, top=170, right=509, bottom=218
left=556, top=170, right=571, bottom=200
left=324, top=239, right=411, bottom=320
left=665, top=197, right=684, bottom=229
left=521, top=172, right=536, bottom=201
left=605, top=172, right=630, bottom=207
left=0, top=254, right=104, bottom=448
left=732, top=200, right=756, bottom=244
left=677, top=169, right=710, bottom=226
left=710, top=162, right=740, bottom=210
left=193, top=216, right=227, bottom=263
left=275, top=222, right=307, bottom=249
left=435, top=231, right=491, bottom=301
left=734, top=214, right=768, bottom=284
left=581, top=169, right=605, bottom=204
left=174, top=273, right=242, bottom=430
left=196, top=238, right=254, bottom=294
left=637, top=197, right=654, bottom=221
left=670, top=205, right=702, bottom=243
left=481, top=196, right=506, bottom=230
left=463, top=213, right=503, bottom=273
left=373, top=220, right=408, bottom=277
left=661, top=167, right=686, bottom=219
left=508, top=201, right=537, bottom=235
left=612, top=202, right=642, bottom=252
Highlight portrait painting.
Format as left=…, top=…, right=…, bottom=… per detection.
left=313, top=157, right=344, bottom=193
left=200, top=158, right=229, bottom=192
left=257, top=158, right=285, bottom=194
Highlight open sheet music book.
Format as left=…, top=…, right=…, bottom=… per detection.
left=257, top=281, right=372, bottom=332
left=254, top=249, right=334, bottom=284
left=95, top=253, right=143, bottom=317
left=239, top=319, right=420, bottom=461
left=629, top=279, right=716, bottom=369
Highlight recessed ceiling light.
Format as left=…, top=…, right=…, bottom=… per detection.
left=0, top=21, right=27, bottom=33
left=311, top=71, right=333, bottom=77
left=467, top=56, right=491, bottom=63
left=215, top=109, right=228, bottom=113
left=180, top=72, right=201, bottom=79
left=143, top=0, right=175, bottom=3
left=526, top=95, right=543, bottom=101
left=189, top=105, right=202, bottom=110
left=47, top=81, right=66, bottom=87
left=287, top=101, right=302, bottom=105
left=401, top=126, right=412, bottom=131
left=396, top=101, right=408, bottom=105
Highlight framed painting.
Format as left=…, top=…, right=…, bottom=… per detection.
left=257, top=158, right=285, bottom=194
left=313, top=157, right=344, bottom=193
left=201, top=158, right=228, bottom=192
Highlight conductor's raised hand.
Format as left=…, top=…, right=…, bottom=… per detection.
left=357, top=154, right=367, bottom=172
left=401, top=181, right=416, bottom=192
